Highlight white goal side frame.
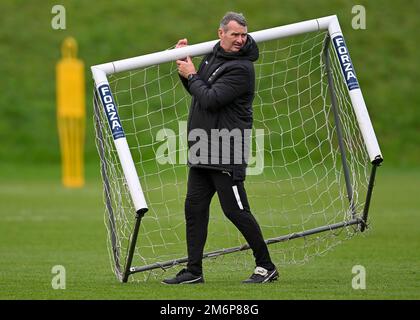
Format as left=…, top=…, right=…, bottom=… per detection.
left=91, top=15, right=383, bottom=281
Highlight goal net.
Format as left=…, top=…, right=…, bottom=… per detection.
left=92, top=16, right=382, bottom=282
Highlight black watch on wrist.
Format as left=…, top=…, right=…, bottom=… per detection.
left=187, top=73, right=197, bottom=81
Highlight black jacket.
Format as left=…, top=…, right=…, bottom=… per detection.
left=181, top=35, right=259, bottom=181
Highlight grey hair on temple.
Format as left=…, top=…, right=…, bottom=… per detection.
left=220, top=12, right=247, bottom=30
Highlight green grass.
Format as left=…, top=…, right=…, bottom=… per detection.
left=0, top=164, right=419, bottom=299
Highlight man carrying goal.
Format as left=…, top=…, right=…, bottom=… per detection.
left=162, top=12, right=278, bottom=285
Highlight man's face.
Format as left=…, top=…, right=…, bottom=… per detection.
left=218, top=20, right=248, bottom=53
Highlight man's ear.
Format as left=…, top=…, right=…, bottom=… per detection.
left=218, top=28, right=224, bottom=40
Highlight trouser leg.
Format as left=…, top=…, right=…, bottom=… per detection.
left=185, top=168, right=215, bottom=275
left=212, top=171, right=275, bottom=270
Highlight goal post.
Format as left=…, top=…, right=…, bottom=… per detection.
left=92, top=15, right=383, bottom=282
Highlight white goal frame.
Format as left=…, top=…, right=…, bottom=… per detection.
left=91, top=15, right=383, bottom=282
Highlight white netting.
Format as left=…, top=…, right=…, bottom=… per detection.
left=94, top=31, right=370, bottom=282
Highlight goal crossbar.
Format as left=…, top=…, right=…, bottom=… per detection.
left=129, top=218, right=362, bottom=274
left=93, top=16, right=334, bottom=76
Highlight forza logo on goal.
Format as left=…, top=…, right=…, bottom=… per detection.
left=98, top=84, right=125, bottom=140
left=333, top=35, right=360, bottom=91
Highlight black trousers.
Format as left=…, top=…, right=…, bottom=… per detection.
left=185, top=167, right=275, bottom=275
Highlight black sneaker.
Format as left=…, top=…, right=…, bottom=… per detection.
left=161, top=268, right=204, bottom=285
left=242, top=267, right=279, bottom=284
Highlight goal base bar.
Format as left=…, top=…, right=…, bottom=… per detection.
left=127, top=218, right=362, bottom=275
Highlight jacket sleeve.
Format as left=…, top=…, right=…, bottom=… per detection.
left=179, top=74, right=191, bottom=94
left=179, top=55, right=209, bottom=95
left=188, top=65, right=251, bottom=112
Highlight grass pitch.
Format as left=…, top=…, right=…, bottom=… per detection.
left=0, top=164, right=419, bottom=300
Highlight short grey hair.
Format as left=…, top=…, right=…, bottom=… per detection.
left=219, top=12, right=247, bottom=31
